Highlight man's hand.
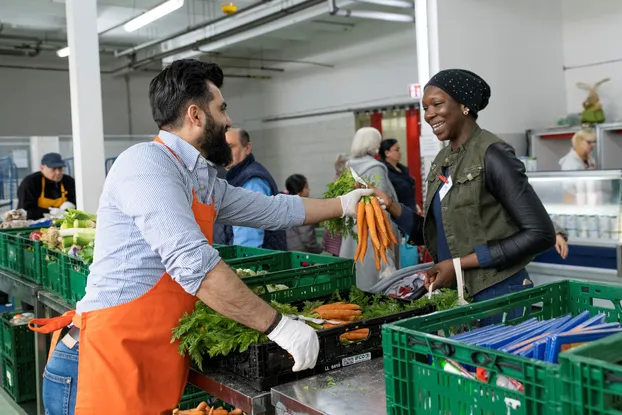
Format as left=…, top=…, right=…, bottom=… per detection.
left=425, top=259, right=457, bottom=290
left=555, top=234, right=569, bottom=259
left=338, top=188, right=374, bottom=217
left=267, top=316, right=319, bottom=372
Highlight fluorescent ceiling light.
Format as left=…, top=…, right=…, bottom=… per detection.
left=124, top=0, right=184, bottom=32
left=56, top=47, right=70, bottom=58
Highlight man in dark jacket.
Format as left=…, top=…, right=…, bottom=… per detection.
left=219, top=128, right=286, bottom=250
left=17, top=153, right=77, bottom=220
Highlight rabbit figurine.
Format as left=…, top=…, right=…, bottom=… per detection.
left=576, top=78, right=611, bottom=124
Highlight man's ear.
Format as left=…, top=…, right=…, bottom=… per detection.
left=246, top=141, right=253, bottom=155
left=187, top=105, right=202, bottom=127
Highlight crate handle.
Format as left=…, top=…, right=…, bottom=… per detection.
left=471, top=351, right=522, bottom=373
left=407, top=335, right=455, bottom=357
left=606, top=372, right=622, bottom=383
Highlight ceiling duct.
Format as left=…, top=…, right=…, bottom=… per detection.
left=328, top=0, right=414, bottom=22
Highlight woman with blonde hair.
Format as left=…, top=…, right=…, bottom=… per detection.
left=339, top=127, right=400, bottom=290
left=559, top=129, right=597, bottom=170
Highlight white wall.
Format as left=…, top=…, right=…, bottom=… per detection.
left=562, top=0, right=622, bottom=123
left=224, top=20, right=418, bottom=196
left=436, top=0, right=567, bottom=156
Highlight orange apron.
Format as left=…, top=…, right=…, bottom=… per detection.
left=29, top=137, right=217, bottom=413
left=38, top=176, right=68, bottom=209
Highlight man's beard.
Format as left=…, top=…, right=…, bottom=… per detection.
left=200, top=112, right=232, bottom=167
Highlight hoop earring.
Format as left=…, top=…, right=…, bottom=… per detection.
left=463, top=108, right=470, bottom=116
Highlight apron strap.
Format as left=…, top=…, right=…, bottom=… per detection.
left=28, top=311, right=78, bottom=363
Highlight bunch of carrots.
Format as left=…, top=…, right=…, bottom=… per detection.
left=354, top=196, right=398, bottom=270
left=173, top=404, right=244, bottom=415
left=313, top=302, right=370, bottom=342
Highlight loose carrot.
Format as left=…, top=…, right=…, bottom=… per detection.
left=231, top=410, right=243, bottom=415
left=173, top=409, right=180, bottom=415
left=365, top=202, right=381, bottom=251
left=354, top=200, right=366, bottom=261
left=314, top=303, right=361, bottom=311
left=323, top=322, right=348, bottom=329
left=179, top=411, right=208, bottom=415
left=208, top=406, right=214, bottom=415
left=197, top=402, right=208, bottom=411
left=213, top=410, right=229, bottom=415
left=340, top=328, right=370, bottom=341
left=315, top=310, right=362, bottom=320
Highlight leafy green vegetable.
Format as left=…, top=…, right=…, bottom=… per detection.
left=320, top=170, right=357, bottom=240
left=406, top=288, right=468, bottom=312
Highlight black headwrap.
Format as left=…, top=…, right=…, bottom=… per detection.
left=425, top=69, right=491, bottom=116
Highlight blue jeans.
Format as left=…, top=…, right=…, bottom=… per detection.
left=472, top=269, right=534, bottom=326
left=43, top=339, right=79, bottom=415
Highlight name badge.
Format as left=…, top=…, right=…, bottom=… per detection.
left=439, top=176, right=453, bottom=201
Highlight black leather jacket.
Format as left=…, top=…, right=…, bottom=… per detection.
left=409, top=141, right=555, bottom=271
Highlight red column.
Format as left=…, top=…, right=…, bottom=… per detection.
left=370, top=112, right=383, bottom=135
left=405, top=107, right=423, bottom=209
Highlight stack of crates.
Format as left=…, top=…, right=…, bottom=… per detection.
left=0, top=228, right=42, bottom=284
left=0, top=312, right=36, bottom=403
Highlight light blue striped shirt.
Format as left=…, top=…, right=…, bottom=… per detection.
left=76, top=131, right=306, bottom=314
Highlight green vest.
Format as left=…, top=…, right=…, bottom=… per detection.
left=423, top=126, right=532, bottom=296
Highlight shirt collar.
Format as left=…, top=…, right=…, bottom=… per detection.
left=157, top=130, right=206, bottom=172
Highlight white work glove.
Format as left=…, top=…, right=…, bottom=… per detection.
left=337, top=188, right=374, bottom=218
left=48, top=208, right=64, bottom=218
left=268, top=315, right=319, bottom=372
left=59, top=202, right=76, bottom=211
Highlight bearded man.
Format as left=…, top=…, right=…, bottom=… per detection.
left=31, top=59, right=372, bottom=414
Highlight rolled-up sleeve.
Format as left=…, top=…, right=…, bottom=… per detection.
left=214, top=179, right=305, bottom=229
left=109, top=145, right=221, bottom=295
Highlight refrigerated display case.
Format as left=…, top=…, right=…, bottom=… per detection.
left=526, top=169, right=622, bottom=285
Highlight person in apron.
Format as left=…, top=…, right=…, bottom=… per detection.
left=29, top=59, right=372, bottom=414
left=17, top=152, right=76, bottom=220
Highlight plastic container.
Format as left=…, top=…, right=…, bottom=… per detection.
left=178, top=383, right=211, bottom=410
left=62, top=255, right=90, bottom=305
left=0, top=229, right=42, bottom=283
left=0, top=312, right=35, bottom=364
left=41, top=247, right=68, bottom=301
left=1, top=356, right=36, bottom=403
left=216, top=245, right=276, bottom=261
left=382, top=280, right=622, bottom=415
left=212, top=296, right=435, bottom=390
left=228, top=251, right=355, bottom=303
left=559, top=332, right=622, bottom=415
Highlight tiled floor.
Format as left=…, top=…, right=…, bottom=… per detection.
left=0, top=389, right=25, bottom=415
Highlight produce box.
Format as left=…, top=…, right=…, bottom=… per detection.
left=559, top=332, right=622, bottom=415
left=179, top=383, right=210, bottom=410
left=382, top=280, right=622, bottom=415
left=227, top=251, right=355, bottom=304
left=62, top=255, right=90, bottom=305
left=41, top=247, right=68, bottom=301
left=216, top=245, right=276, bottom=261
left=185, top=290, right=437, bottom=391
left=1, top=356, right=36, bottom=403
left=0, top=228, right=42, bottom=284
left=0, top=312, right=35, bottom=364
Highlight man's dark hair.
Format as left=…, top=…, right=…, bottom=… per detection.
left=149, top=59, right=224, bottom=129
left=239, top=129, right=250, bottom=146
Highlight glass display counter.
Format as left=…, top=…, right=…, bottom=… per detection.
left=527, top=169, right=622, bottom=283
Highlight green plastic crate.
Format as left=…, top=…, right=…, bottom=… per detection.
left=41, top=247, right=69, bottom=301
left=1, top=356, right=36, bottom=403
left=559, top=332, right=622, bottom=415
left=0, top=313, right=35, bottom=364
left=216, top=245, right=276, bottom=261
left=62, top=255, right=90, bottom=305
left=382, top=280, right=622, bottom=415
left=0, top=229, right=42, bottom=283
left=228, top=251, right=354, bottom=303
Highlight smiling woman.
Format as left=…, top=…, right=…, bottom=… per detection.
left=373, top=69, right=556, bottom=323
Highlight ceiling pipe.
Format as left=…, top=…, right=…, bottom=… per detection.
left=0, top=63, right=272, bottom=79
left=114, top=0, right=271, bottom=58
left=352, top=0, right=414, bottom=9
left=263, top=101, right=420, bottom=122
left=328, top=0, right=414, bottom=22
left=201, top=53, right=334, bottom=68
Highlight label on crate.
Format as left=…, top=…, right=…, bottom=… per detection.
left=342, top=352, right=372, bottom=368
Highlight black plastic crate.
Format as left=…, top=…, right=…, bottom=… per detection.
left=210, top=302, right=435, bottom=391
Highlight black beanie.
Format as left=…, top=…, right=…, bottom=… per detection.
left=425, top=69, right=491, bottom=116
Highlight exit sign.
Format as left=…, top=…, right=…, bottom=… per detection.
left=408, top=83, right=422, bottom=99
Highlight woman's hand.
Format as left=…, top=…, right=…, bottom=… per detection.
left=555, top=234, right=569, bottom=259
left=368, top=186, right=402, bottom=218
left=424, top=259, right=457, bottom=290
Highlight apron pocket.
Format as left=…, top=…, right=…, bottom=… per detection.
left=43, top=368, right=75, bottom=415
